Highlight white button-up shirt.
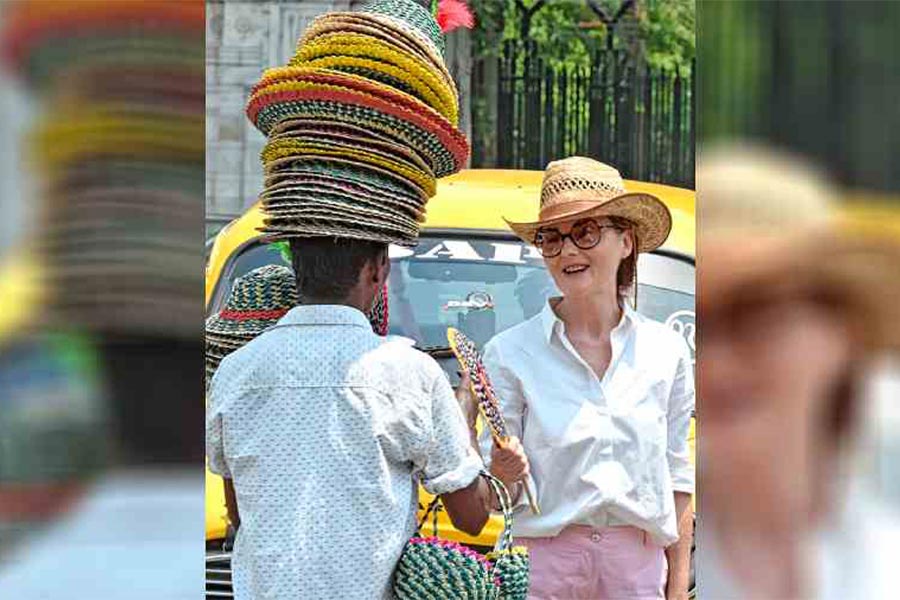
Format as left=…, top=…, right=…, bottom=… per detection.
left=479, top=299, right=694, bottom=547
left=207, top=305, right=483, bottom=600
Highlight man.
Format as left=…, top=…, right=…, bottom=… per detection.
left=207, top=237, right=529, bottom=599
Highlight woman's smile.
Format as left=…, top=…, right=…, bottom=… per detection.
left=562, top=263, right=590, bottom=275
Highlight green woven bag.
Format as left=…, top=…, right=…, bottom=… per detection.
left=393, top=471, right=531, bottom=600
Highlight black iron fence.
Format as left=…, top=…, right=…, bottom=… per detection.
left=491, top=40, right=695, bottom=188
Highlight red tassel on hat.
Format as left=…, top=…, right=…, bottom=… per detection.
left=436, top=0, right=474, bottom=33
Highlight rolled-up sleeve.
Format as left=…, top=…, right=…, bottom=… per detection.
left=418, top=368, right=483, bottom=496
left=205, top=369, right=231, bottom=478
left=667, top=339, right=695, bottom=494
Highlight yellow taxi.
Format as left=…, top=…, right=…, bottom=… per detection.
left=204, top=169, right=697, bottom=598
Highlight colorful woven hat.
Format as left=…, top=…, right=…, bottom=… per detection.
left=247, top=70, right=468, bottom=173
left=250, top=97, right=467, bottom=176
left=369, top=283, right=389, bottom=336
left=205, top=264, right=298, bottom=383
left=289, top=37, right=458, bottom=124
left=205, top=264, right=298, bottom=339
left=261, top=166, right=427, bottom=217
left=246, top=0, right=473, bottom=246
left=360, top=0, right=453, bottom=54
left=300, top=14, right=456, bottom=94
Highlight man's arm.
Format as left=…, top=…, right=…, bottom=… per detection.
left=224, top=478, right=240, bottom=530
left=439, top=476, right=493, bottom=536
left=422, top=368, right=528, bottom=536
left=207, top=373, right=239, bottom=531
left=440, top=441, right=528, bottom=535
left=665, top=492, right=694, bottom=600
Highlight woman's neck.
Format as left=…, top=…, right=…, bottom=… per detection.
left=556, top=292, right=622, bottom=337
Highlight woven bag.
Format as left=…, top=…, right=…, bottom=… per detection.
left=393, top=471, right=530, bottom=600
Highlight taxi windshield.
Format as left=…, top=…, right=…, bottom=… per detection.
left=208, top=234, right=695, bottom=360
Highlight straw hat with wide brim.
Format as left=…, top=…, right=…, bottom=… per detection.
left=505, top=156, right=673, bottom=253
left=699, top=145, right=900, bottom=351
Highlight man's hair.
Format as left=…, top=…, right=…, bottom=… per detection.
left=288, top=237, right=388, bottom=302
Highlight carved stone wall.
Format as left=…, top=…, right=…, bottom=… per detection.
left=206, top=1, right=360, bottom=222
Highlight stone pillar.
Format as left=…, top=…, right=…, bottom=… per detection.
left=445, top=28, right=473, bottom=168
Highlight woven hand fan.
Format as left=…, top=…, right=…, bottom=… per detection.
left=447, top=327, right=540, bottom=515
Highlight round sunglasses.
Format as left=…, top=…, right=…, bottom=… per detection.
left=534, top=218, right=623, bottom=258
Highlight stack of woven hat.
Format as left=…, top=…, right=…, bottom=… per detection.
left=1, top=1, right=204, bottom=338
left=245, top=0, right=472, bottom=246
left=205, top=265, right=299, bottom=383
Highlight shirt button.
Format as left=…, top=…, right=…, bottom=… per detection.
left=591, top=533, right=601, bottom=543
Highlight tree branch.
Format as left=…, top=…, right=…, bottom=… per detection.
left=586, top=0, right=612, bottom=23
left=527, top=0, right=547, bottom=19
left=613, top=0, right=635, bottom=22
left=586, top=0, right=634, bottom=25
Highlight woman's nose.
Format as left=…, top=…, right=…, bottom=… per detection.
left=561, top=235, right=580, bottom=255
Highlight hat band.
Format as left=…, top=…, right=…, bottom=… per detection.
left=538, top=199, right=611, bottom=223
left=219, top=308, right=290, bottom=321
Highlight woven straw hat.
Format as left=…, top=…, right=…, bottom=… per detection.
left=303, top=13, right=457, bottom=94
left=205, top=264, right=298, bottom=383
left=699, top=144, right=900, bottom=351
left=505, top=156, right=673, bottom=252
left=360, top=0, right=446, bottom=53
left=250, top=97, right=467, bottom=177
left=205, top=264, right=298, bottom=338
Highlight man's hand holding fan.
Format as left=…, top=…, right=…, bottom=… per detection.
left=449, top=328, right=540, bottom=515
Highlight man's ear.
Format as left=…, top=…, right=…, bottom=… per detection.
left=372, top=247, right=391, bottom=287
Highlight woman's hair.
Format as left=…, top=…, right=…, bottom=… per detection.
left=608, top=216, right=638, bottom=302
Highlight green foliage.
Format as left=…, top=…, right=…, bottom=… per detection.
left=470, top=0, right=694, bottom=72
left=468, top=0, right=507, bottom=57
left=523, top=2, right=600, bottom=69
left=640, top=0, right=695, bottom=75
left=268, top=241, right=292, bottom=265
left=470, top=0, right=598, bottom=68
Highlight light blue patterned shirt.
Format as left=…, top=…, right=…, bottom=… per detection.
left=207, top=305, right=483, bottom=600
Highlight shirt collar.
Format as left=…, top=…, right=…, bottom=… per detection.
left=540, top=296, right=638, bottom=343
left=274, top=304, right=372, bottom=329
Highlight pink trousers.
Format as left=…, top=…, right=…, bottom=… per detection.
left=518, top=525, right=667, bottom=600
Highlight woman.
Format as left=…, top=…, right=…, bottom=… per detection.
left=475, top=157, right=694, bottom=599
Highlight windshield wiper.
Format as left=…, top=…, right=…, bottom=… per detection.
left=416, top=345, right=454, bottom=358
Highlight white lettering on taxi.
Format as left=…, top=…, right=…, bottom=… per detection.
left=415, top=241, right=484, bottom=261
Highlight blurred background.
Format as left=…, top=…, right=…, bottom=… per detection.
left=700, top=0, right=900, bottom=195
left=697, top=1, right=900, bottom=598
left=3, top=0, right=898, bottom=597
left=0, top=0, right=204, bottom=597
